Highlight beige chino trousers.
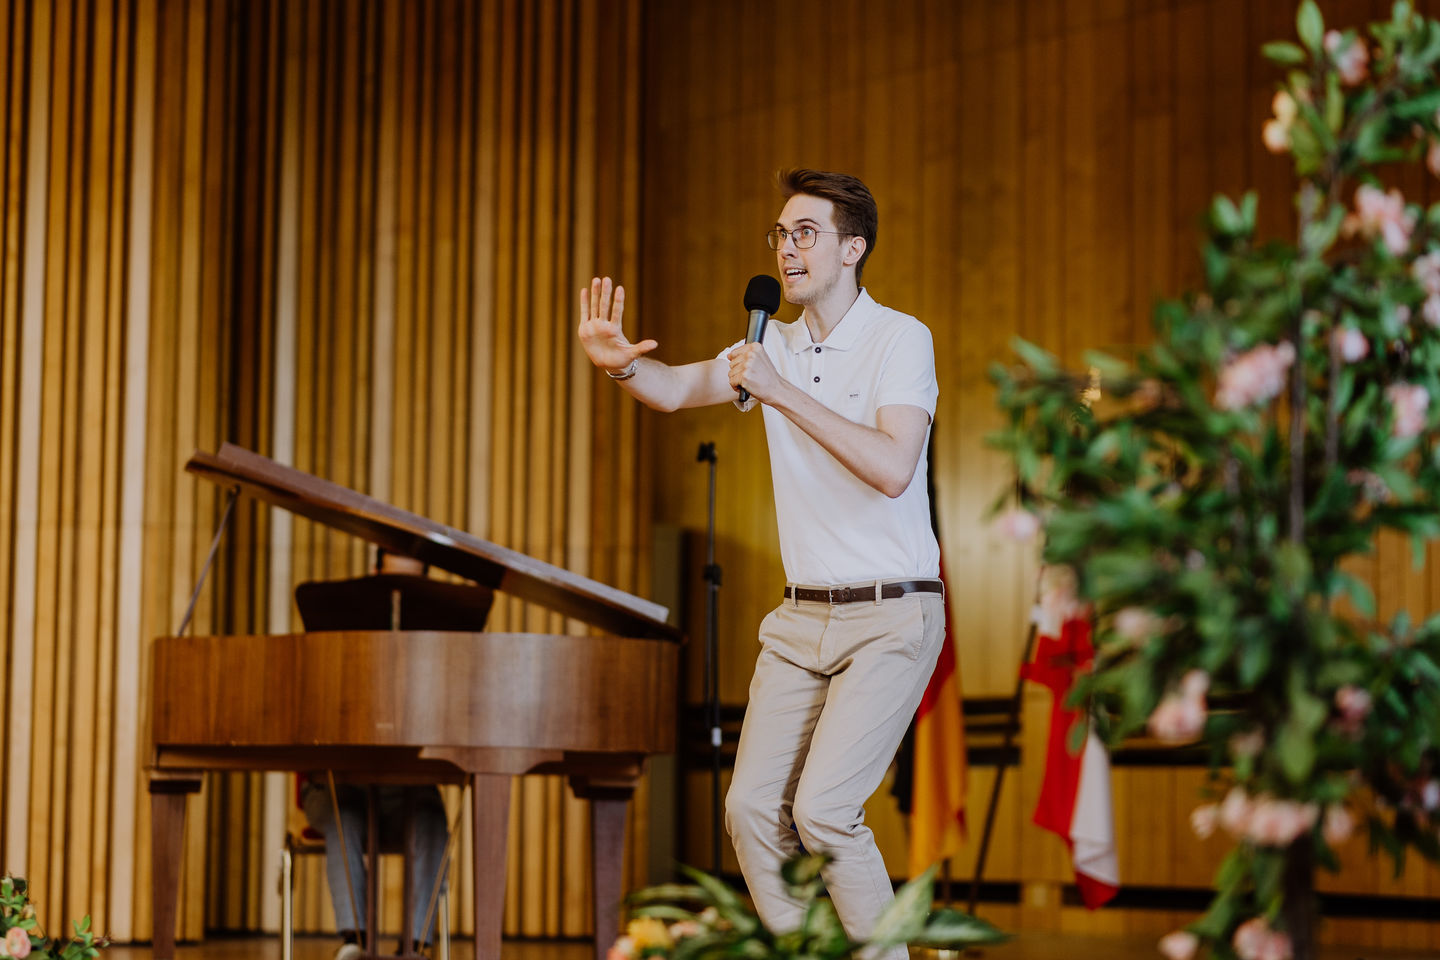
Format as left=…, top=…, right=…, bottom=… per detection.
left=724, top=587, right=945, bottom=956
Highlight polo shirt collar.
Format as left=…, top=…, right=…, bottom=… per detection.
left=784, top=288, right=877, bottom=354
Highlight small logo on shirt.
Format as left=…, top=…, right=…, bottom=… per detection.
left=848, top=392, right=861, bottom=400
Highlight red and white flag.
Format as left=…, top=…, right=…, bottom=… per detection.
left=1021, top=616, right=1119, bottom=909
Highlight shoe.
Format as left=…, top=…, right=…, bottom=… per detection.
left=333, top=942, right=364, bottom=960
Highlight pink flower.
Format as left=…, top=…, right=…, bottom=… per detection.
left=1190, top=804, right=1219, bottom=840
left=1325, top=30, right=1369, bottom=86
left=1429, top=139, right=1440, bottom=179
left=1413, top=252, right=1440, bottom=295
left=1272, top=90, right=1297, bottom=125
left=1233, top=918, right=1270, bottom=960
left=1261, top=931, right=1295, bottom=960
left=1244, top=797, right=1319, bottom=847
left=1386, top=382, right=1430, bottom=438
left=1234, top=917, right=1293, bottom=960
left=607, top=936, right=636, bottom=960
left=1422, top=780, right=1440, bottom=812
left=1220, top=787, right=1253, bottom=836
left=1114, top=607, right=1163, bottom=643
left=1323, top=805, right=1355, bottom=846
left=668, top=921, right=704, bottom=940
left=1148, top=694, right=1206, bottom=744
left=1331, top=326, right=1369, bottom=363
left=1347, top=470, right=1391, bottom=504
left=1158, top=930, right=1199, bottom=960
left=1149, top=670, right=1210, bottom=744
left=1180, top=669, right=1210, bottom=701
left=1346, top=185, right=1415, bottom=256
left=5, top=927, right=31, bottom=960
left=994, top=507, right=1040, bottom=542
left=1262, top=120, right=1289, bottom=153
left=1215, top=342, right=1296, bottom=410
left=1263, top=91, right=1297, bottom=154
left=1425, top=295, right=1440, bottom=329
left=1335, top=685, right=1372, bottom=723
left=1230, top=728, right=1266, bottom=759
left=1133, top=378, right=1165, bottom=410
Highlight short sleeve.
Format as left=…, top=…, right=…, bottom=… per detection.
left=718, top=339, right=759, bottom=412
left=875, top=322, right=938, bottom=418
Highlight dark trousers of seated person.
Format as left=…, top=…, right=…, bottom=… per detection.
left=301, top=782, right=448, bottom=944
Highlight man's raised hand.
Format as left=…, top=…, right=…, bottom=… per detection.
left=578, top=276, right=658, bottom=373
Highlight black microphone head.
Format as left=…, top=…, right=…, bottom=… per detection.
left=744, top=274, right=782, bottom=315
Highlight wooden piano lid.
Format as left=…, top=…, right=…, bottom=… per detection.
left=187, top=443, right=679, bottom=641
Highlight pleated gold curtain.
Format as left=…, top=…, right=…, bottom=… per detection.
left=1, top=0, right=647, bottom=942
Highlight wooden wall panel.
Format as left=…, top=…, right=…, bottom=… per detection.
left=1, top=0, right=648, bottom=944
left=641, top=0, right=1440, bottom=943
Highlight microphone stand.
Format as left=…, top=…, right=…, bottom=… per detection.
left=696, top=442, right=723, bottom=871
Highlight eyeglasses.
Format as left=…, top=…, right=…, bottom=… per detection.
left=766, top=226, right=851, bottom=250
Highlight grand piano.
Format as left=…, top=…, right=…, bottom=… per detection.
left=148, top=443, right=680, bottom=960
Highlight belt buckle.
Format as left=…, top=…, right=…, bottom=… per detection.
left=830, top=586, right=850, bottom=603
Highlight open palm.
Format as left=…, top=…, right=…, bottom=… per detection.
left=578, top=276, right=657, bottom=370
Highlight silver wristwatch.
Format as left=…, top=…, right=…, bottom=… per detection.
left=606, top=358, right=639, bottom=381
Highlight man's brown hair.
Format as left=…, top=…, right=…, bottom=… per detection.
left=777, top=168, right=878, bottom=282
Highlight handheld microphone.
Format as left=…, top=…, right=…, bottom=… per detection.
left=738, top=274, right=781, bottom=403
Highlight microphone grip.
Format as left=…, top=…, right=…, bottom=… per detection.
left=737, top=309, right=770, bottom=404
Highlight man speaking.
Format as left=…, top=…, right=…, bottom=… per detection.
left=577, top=169, right=942, bottom=956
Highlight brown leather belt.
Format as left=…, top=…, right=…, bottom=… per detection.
left=783, top=579, right=944, bottom=604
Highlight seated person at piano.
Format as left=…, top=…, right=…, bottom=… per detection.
left=300, top=552, right=449, bottom=960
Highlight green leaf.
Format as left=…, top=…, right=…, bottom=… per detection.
left=780, top=852, right=826, bottom=884
left=1273, top=542, right=1312, bottom=598
left=1297, top=0, right=1324, bottom=53
left=1011, top=337, right=1059, bottom=377
left=911, top=908, right=1010, bottom=948
left=626, top=884, right=710, bottom=906
left=780, top=852, right=828, bottom=901
left=633, top=904, right=700, bottom=922
left=1277, top=683, right=1328, bottom=784
left=1391, top=88, right=1440, bottom=120
left=1262, top=41, right=1308, bottom=65
left=679, top=866, right=759, bottom=935
left=1191, top=884, right=1241, bottom=939
left=1211, top=194, right=1244, bottom=236
left=1252, top=849, right=1286, bottom=905
left=867, top=866, right=936, bottom=947
left=1081, top=349, right=1131, bottom=382
left=1276, top=730, right=1316, bottom=785
left=800, top=899, right=850, bottom=953
left=1325, top=70, right=1343, bottom=134
left=1240, top=191, right=1259, bottom=232
left=1238, top=636, right=1274, bottom=686
left=672, top=932, right=737, bottom=960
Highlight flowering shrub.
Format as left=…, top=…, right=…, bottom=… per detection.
left=991, top=3, right=1440, bottom=958
left=612, top=854, right=1005, bottom=960
left=0, top=877, right=106, bottom=959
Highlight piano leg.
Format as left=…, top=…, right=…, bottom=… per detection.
left=575, top=782, right=634, bottom=960
left=471, top=774, right=511, bottom=960
left=149, top=777, right=201, bottom=959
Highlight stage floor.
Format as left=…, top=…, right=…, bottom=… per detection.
left=101, top=934, right=1440, bottom=959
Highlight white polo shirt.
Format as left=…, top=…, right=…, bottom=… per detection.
left=725, top=289, right=940, bottom=585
